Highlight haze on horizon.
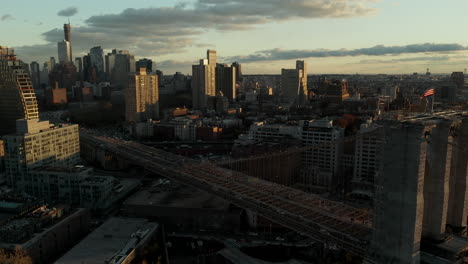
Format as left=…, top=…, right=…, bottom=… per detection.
left=1, top=0, right=467, bottom=75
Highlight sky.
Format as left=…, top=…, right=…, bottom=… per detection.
left=1, top=0, right=468, bottom=75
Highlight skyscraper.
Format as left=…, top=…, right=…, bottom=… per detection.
left=112, top=50, right=135, bottom=89
left=125, top=67, right=159, bottom=122
left=0, top=46, right=39, bottom=135
left=49, top=57, right=56, bottom=71
left=57, top=40, right=72, bottom=63
left=90, top=46, right=104, bottom=77
left=232, top=61, right=242, bottom=83
left=136, top=58, right=153, bottom=73
left=105, top=49, right=117, bottom=76
left=215, top=63, right=236, bottom=102
left=29, top=61, right=41, bottom=89
left=281, top=60, right=308, bottom=105
left=75, top=57, right=83, bottom=80
left=207, top=49, right=217, bottom=65
left=63, top=23, right=72, bottom=59
left=192, top=50, right=217, bottom=109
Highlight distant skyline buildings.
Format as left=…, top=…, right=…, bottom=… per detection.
left=2, top=1, right=468, bottom=75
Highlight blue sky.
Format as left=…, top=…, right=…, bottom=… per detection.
left=1, top=0, right=467, bottom=74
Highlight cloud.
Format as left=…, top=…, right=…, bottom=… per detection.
left=15, top=0, right=376, bottom=63
left=358, top=56, right=451, bottom=64
left=1, top=14, right=14, bottom=21
left=228, top=43, right=468, bottom=62
left=57, top=7, right=78, bottom=17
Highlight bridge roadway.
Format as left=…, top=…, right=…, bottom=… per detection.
left=81, top=132, right=374, bottom=258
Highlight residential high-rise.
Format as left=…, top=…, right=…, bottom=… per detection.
left=300, top=119, right=344, bottom=191
left=192, top=50, right=217, bottom=109
left=281, top=60, right=308, bottom=105
left=57, top=40, right=72, bottom=63
left=3, top=119, right=80, bottom=191
left=125, top=67, right=159, bottom=122
left=0, top=46, right=39, bottom=135
left=29, top=61, right=41, bottom=89
left=352, top=120, right=383, bottom=197
left=216, top=63, right=236, bottom=102
left=207, top=49, right=217, bottom=65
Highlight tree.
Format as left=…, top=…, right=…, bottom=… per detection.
left=0, top=247, right=32, bottom=264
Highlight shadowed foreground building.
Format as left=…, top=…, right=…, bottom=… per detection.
left=0, top=46, right=39, bottom=135
left=0, top=203, right=90, bottom=264
left=3, top=119, right=80, bottom=191
left=55, top=217, right=160, bottom=264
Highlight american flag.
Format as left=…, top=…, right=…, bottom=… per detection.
left=421, top=88, right=435, bottom=99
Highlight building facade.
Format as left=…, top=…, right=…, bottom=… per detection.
left=3, top=119, right=80, bottom=190
left=281, top=60, right=308, bottom=106
left=300, top=119, right=344, bottom=190
left=192, top=50, right=217, bottom=109
left=0, top=46, right=40, bottom=135
left=125, top=67, right=159, bottom=122
left=216, top=63, right=236, bottom=102
left=57, top=40, right=72, bottom=63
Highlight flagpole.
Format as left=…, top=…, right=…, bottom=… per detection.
left=431, top=95, right=434, bottom=114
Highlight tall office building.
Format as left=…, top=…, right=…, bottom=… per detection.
left=281, top=60, right=308, bottom=106
left=57, top=40, right=72, bottom=63
left=192, top=50, right=217, bottom=109
left=49, top=57, right=56, bottom=71
left=105, top=49, right=117, bottom=76
left=29, top=61, right=41, bottom=89
left=90, top=46, right=104, bottom=76
left=112, top=50, right=135, bottom=89
left=136, top=58, right=153, bottom=73
left=63, top=23, right=72, bottom=59
left=0, top=46, right=39, bottom=135
left=125, top=67, right=159, bottom=122
left=75, top=57, right=83, bottom=80
left=215, top=63, right=236, bottom=102
left=232, top=61, right=242, bottom=82
left=40, top=62, right=50, bottom=86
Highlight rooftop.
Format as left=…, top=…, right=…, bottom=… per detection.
left=55, top=217, right=158, bottom=264
left=124, top=180, right=229, bottom=210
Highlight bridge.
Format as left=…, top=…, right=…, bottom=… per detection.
left=80, top=131, right=375, bottom=259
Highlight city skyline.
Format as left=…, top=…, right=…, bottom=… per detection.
left=1, top=0, right=468, bottom=74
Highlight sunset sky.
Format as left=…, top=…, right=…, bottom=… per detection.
left=1, top=0, right=467, bottom=74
